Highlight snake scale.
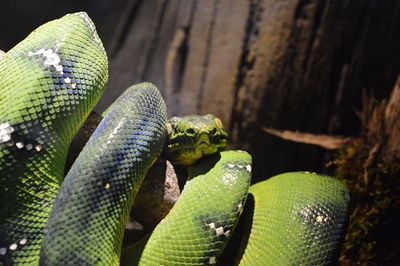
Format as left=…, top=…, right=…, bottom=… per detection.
left=0, top=13, right=350, bottom=265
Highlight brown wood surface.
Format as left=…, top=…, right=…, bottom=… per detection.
left=385, top=75, right=400, bottom=159
left=93, top=0, right=400, bottom=182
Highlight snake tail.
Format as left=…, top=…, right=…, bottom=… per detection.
left=0, top=12, right=107, bottom=265
left=121, top=150, right=252, bottom=266
left=40, top=83, right=167, bottom=266
left=234, top=172, right=350, bottom=265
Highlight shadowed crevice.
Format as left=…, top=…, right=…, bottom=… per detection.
left=217, top=193, right=254, bottom=265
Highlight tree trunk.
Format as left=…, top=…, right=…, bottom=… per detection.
left=91, top=0, right=400, bottom=183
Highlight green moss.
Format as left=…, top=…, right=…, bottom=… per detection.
left=335, top=140, right=400, bottom=265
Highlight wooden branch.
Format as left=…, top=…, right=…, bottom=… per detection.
left=165, top=28, right=186, bottom=93
left=384, top=74, right=400, bottom=159
left=262, top=127, right=353, bottom=150
left=130, top=158, right=181, bottom=230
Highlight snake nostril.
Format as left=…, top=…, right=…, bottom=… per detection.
left=185, top=128, right=195, bottom=135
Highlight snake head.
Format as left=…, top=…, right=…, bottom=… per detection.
left=164, top=114, right=228, bottom=166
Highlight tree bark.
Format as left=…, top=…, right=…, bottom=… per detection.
left=94, top=0, right=400, bottom=182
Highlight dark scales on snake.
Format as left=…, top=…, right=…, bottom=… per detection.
left=0, top=12, right=349, bottom=266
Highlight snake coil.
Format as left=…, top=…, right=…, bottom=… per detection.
left=0, top=12, right=349, bottom=266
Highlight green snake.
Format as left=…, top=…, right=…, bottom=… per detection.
left=0, top=13, right=350, bottom=265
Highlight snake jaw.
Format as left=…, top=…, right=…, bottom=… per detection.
left=164, top=114, right=228, bottom=166
left=197, top=133, right=210, bottom=146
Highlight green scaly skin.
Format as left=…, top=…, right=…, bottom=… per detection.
left=40, top=83, right=167, bottom=265
left=126, top=115, right=350, bottom=265
left=0, top=12, right=350, bottom=266
left=236, top=172, right=349, bottom=265
left=122, top=150, right=252, bottom=265
left=0, top=12, right=107, bottom=265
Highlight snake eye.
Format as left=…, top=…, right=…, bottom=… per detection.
left=210, top=128, right=217, bottom=135
left=214, top=118, right=223, bottom=129
left=166, top=123, right=173, bottom=136
left=185, top=128, right=195, bottom=135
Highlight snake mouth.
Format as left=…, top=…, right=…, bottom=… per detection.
left=198, top=141, right=209, bottom=146
left=197, top=142, right=211, bottom=155
left=196, top=134, right=210, bottom=148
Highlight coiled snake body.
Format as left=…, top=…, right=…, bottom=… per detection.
left=0, top=13, right=349, bottom=265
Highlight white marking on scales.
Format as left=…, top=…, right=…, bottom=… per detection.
left=28, top=48, right=60, bottom=67
left=35, top=144, right=43, bottom=152
left=224, top=230, right=230, bottom=237
left=208, top=223, right=229, bottom=237
left=16, top=142, right=24, bottom=149
left=28, top=48, right=64, bottom=78
left=0, top=247, right=6, bottom=256
left=9, top=243, right=17, bottom=251
left=28, top=48, right=77, bottom=90
left=106, top=120, right=125, bottom=144
left=227, top=163, right=251, bottom=173
left=54, top=64, right=63, bottom=72
left=215, top=227, right=225, bottom=236
left=315, top=215, right=329, bottom=224
left=245, top=165, right=251, bottom=173
left=25, top=143, right=33, bottom=151
left=209, top=256, right=216, bottom=264
left=0, top=122, right=14, bottom=143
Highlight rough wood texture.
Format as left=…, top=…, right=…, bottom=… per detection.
left=94, top=0, right=400, bottom=182
left=384, top=75, right=400, bottom=160
left=130, top=158, right=180, bottom=230
left=263, top=127, right=353, bottom=150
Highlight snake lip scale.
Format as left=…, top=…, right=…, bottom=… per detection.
left=0, top=12, right=350, bottom=266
